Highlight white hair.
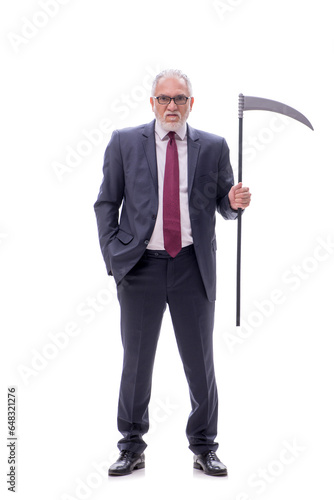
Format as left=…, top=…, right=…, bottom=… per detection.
left=151, top=69, right=193, bottom=96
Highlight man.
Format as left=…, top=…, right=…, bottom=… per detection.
left=94, top=69, right=251, bottom=476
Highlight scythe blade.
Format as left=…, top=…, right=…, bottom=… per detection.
left=240, top=94, right=314, bottom=130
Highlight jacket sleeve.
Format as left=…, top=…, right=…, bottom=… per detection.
left=216, top=138, right=239, bottom=220
left=94, top=130, right=125, bottom=274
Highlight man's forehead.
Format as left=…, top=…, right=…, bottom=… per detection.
left=155, top=77, right=189, bottom=94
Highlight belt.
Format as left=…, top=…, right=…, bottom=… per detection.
left=144, top=244, right=194, bottom=258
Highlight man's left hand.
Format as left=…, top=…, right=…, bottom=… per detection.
left=228, top=182, right=251, bottom=210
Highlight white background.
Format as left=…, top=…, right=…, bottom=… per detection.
left=1, top=1, right=333, bottom=499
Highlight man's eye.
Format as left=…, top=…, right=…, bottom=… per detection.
left=159, top=96, right=170, bottom=103
left=175, top=95, right=187, bottom=104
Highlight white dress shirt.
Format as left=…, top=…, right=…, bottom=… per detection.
left=147, top=120, right=193, bottom=250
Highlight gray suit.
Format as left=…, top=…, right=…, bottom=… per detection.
left=94, top=119, right=238, bottom=302
left=94, top=119, right=238, bottom=455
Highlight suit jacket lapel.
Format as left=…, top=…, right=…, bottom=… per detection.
left=142, top=120, right=158, bottom=196
left=187, top=124, right=200, bottom=196
left=142, top=120, right=200, bottom=198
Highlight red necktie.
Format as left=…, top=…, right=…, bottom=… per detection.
left=163, top=132, right=182, bottom=257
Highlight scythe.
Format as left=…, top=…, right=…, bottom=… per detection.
left=236, top=94, right=314, bottom=326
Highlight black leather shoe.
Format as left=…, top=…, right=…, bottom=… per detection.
left=108, top=450, right=145, bottom=476
left=193, top=451, right=228, bottom=476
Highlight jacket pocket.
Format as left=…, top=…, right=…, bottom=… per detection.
left=115, top=229, right=134, bottom=245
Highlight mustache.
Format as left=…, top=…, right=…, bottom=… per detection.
left=164, top=111, right=181, bottom=119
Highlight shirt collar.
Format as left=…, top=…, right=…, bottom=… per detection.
left=154, top=120, right=187, bottom=141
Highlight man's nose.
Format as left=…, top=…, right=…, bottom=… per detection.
left=167, top=99, right=178, bottom=111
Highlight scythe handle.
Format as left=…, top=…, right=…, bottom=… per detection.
left=236, top=94, right=244, bottom=326
left=236, top=209, right=242, bottom=326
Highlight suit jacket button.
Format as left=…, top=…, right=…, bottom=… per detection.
left=152, top=215, right=156, bottom=220
left=144, top=240, right=149, bottom=245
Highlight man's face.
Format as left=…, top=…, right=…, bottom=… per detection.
left=150, top=77, right=194, bottom=132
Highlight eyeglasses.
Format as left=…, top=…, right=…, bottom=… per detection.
left=153, top=95, right=191, bottom=105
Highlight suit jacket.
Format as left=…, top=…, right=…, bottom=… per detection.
left=94, top=119, right=238, bottom=302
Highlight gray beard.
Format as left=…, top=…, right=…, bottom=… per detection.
left=155, top=109, right=189, bottom=132
left=158, top=120, right=183, bottom=132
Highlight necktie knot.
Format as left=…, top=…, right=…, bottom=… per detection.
left=168, top=131, right=175, bottom=141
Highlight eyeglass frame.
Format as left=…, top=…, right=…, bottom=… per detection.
left=152, top=95, right=192, bottom=105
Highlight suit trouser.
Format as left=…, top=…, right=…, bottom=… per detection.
left=116, top=244, right=218, bottom=455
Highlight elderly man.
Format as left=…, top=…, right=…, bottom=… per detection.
left=94, top=69, right=251, bottom=476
